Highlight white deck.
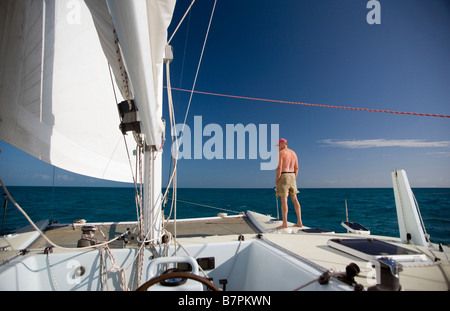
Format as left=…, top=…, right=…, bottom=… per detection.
left=0, top=211, right=449, bottom=291
left=175, top=212, right=450, bottom=291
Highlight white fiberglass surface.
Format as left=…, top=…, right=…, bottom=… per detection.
left=0, top=239, right=349, bottom=291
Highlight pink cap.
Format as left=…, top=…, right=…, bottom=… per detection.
left=275, top=138, right=287, bottom=146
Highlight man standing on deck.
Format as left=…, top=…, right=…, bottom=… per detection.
left=275, top=138, right=303, bottom=229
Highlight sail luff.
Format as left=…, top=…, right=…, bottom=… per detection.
left=105, top=0, right=176, bottom=149
left=84, top=0, right=132, bottom=101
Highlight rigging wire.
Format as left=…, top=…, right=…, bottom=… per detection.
left=162, top=0, right=217, bottom=197
left=167, top=0, right=196, bottom=45
left=169, top=198, right=242, bottom=215
left=168, top=87, right=450, bottom=119
left=180, top=0, right=217, bottom=133
left=162, top=0, right=218, bottom=251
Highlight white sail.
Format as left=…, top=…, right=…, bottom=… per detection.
left=103, top=0, right=176, bottom=149
left=0, top=0, right=176, bottom=183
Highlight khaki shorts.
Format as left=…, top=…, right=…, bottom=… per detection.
left=276, top=173, right=299, bottom=197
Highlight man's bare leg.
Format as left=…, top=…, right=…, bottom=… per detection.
left=290, top=193, right=303, bottom=227
left=276, top=196, right=289, bottom=229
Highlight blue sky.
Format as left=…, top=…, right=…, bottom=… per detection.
left=1, top=0, right=449, bottom=188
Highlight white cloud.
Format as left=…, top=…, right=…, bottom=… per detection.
left=426, top=151, right=450, bottom=157
left=319, top=139, right=450, bottom=149
left=33, top=173, right=51, bottom=180
left=56, top=174, right=74, bottom=181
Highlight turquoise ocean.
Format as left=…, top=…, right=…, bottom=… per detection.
left=2, top=187, right=449, bottom=245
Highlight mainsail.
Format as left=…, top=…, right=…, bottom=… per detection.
left=0, top=0, right=175, bottom=184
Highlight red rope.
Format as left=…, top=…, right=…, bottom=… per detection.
left=168, top=87, right=450, bottom=118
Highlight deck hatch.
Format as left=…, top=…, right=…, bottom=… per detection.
left=327, top=238, right=427, bottom=262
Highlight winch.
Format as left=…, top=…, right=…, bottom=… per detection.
left=77, top=225, right=98, bottom=248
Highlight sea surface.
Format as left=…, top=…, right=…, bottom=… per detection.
left=2, top=187, right=449, bottom=245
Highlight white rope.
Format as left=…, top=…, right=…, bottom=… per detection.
left=107, top=62, right=144, bottom=243
left=163, top=60, right=178, bottom=197
left=167, top=0, right=196, bottom=44
left=173, top=238, right=209, bottom=278
left=164, top=58, right=180, bottom=254
left=0, top=178, right=127, bottom=251
left=98, top=228, right=129, bottom=291
left=412, top=192, right=431, bottom=245
left=46, top=252, right=60, bottom=291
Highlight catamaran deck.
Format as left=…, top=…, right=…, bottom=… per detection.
left=175, top=212, right=450, bottom=291
left=26, top=214, right=260, bottom=249
left=1, top=211, right=449, bottom=291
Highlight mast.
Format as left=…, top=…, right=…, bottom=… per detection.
left=101, top=0, right=176, bottom=244
left=142, top=144, right=163, bottom=244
